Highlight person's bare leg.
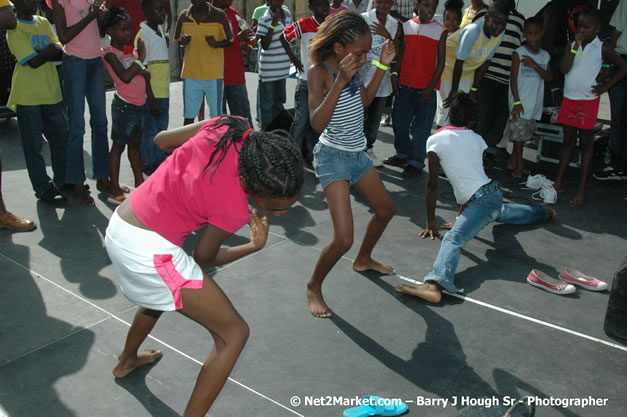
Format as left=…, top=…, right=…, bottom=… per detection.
left=555, top=125, right=578, bottom=192
left=352, top=167, right=396, bottom=274
left=512, top=142, right=524, bottom=177
left=73, top=183, right=95, bottom=206
left=178, top=273, right=249, bottom=417
left=113, top=307, right=164, bottom=378
left=108, top=142, right=125, bottom=198
left=128, top=136, right=144, bottom=188
left=395, top=281, right=443, bottom=303
left=571, top=131, right=594, bottom=205
left=307, top=180, right=353, bottom=318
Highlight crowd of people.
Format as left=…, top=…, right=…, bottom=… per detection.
left=1, top=0, right=626, bottom=415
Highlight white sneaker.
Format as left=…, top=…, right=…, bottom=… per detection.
left=532, top=184, right=557, bottom=204
left=367, top=149, right=383, bottom=167
left=525, top=174, right=553, bottom=190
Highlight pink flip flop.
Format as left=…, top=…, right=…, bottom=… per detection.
left=559, top=268, right=608, bottom=291
left=527, top=270, right=576, bottom=295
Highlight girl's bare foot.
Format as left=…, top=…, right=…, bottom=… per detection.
left=306, top=285, right=331, bottom=318
left=112, top=349, right=163, bottom=378
left=569, top=191, right=585, bottom=206
left=395, top=282, right=442, bottom=303
left=74, top=184, right=95, bottom=206
left=97, top=178, right=130, bottom=193
left=353, top=258, right=395, bottom=275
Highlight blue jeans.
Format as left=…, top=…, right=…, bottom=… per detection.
left=290, top=79, right=318, bottom=160
left=223, top=83, right=253, bottom=127
left=609, top=70, right=627, bottom=168
left=62, top=55, right=109, bottom=184
left=364, top=95, right=389, bottom=149
left=141, top=98, right=169, bottom=174
left=424, top=186, right=549, bottom=293
left=16, top=103, right=68, bottom=198
left=392, top=85, right=437, bottom=169
left=258, top=78, right=286, bottom=130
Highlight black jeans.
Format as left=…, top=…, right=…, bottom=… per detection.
left=476, top=78, right=510, bottom=152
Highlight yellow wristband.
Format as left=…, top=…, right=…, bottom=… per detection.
left=551, top=87, right=560, bottom=92
left=373, top=60, right=389, bottom=71
left=470, top=87, right=478, bottom=92
left=391, top=71, right=398, bottom=76
left=513, top=101, right=522, bottom=105
left=134, top=59, right=145, bottom=70
left=269, top=25, right=276, bottom=30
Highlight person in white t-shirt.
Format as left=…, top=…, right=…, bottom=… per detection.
left=396, top=92, right=555, bottom=303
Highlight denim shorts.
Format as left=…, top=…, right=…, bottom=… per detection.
left=313, top=142, right=372, bottom=189
left=111, top=95, right=142, bottom=145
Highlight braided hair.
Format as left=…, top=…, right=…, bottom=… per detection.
left=309, top=11, right=370, bottom=65
left=102, top=7, right=130, bottom=33
left=448, top=92, right=477, bottom=128
left=203, top=116, right=304, bottom=198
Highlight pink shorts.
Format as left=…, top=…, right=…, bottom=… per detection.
left=105, top=210, right=204, bottom=311
left=557, top=97, right=600, bottom=130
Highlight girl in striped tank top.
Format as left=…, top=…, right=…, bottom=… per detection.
left=306, top=11, right=397, bottom=318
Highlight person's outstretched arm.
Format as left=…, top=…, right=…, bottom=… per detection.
left=193, top=206, right=269, bottom=268
left=155, top=121, right=206, bottom=152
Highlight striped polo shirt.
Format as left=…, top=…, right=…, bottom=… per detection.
left=319, top=78, right=366, bottom=152
left=283, top=16, right=322, bottom=81
left=473, top=9, right=524, bottom=85
left=256, top=8, right=292, bottom=82
left=400, top=18, right=446, bottom=90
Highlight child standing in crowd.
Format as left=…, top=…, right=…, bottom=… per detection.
left=436, top=2, right=507, bottom=127
left=506, top=17, right=552, bottom=178
left=361, top=0, right=400, bottom=168
left=136, top=0, right=170, bottom=175
left=52, top=0, right=110, bottom=206
left=460, top=0, right=487, bottom=30
left=102, top=7, right=155, bottom=205
left=213, top=0, right=254, bottom=126
left=396, top=92, right=557, bottom=303
left=307, top=12, right=397, bottom=318
left=443, top=0, right=462, bottom=34
left=385, top=0, right=445, bottom=178
left=7, top=0, right=67, bottom=203
left=555, top=8, right=627, bottom=205
left=255, top=0, right=292, bottom=129
left=330, top=0, right=348, bottom=16
left=105, top=116, right=303, bottom=417
left=281, top=0, right=329, bottom=164
left=175, top=0, right=233, bottom=125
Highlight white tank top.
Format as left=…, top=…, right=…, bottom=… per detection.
left=563, top=37, right=603, bottom=101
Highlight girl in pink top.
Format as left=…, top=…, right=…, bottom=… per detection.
left=52, top=0, right=111, bottom=206
left=104, top=116, right=303, bottom=416
left=102, top=7, right=159, bottom=205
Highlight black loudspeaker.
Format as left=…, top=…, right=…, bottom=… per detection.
left=604, top=257, right=627, bottom=342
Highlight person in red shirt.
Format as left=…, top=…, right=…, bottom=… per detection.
left=213, top=0, right=253, bottom=125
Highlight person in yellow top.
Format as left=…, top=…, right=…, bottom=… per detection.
left=459, top=0, right=488, bottom=30
left=0, top=0, right=42, bottom=232
left=7, top=0, right=68, bottom=205
left=175, top=0, right=233, bottom=125
left=436, top=1, right=508, bottom=127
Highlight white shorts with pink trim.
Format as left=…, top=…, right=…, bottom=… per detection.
left=105, top=209, right=204, bottom=311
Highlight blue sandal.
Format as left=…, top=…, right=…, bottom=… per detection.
left=343, top=396, right=408, bottom=417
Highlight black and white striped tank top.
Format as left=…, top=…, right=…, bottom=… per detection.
left=319, top=64, right=367, bottom=152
